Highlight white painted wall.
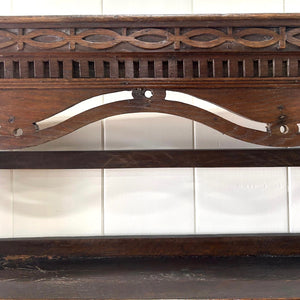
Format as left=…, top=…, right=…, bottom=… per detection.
left=0, top=0, right=299, bottom=238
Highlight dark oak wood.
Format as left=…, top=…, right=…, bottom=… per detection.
left=1, top=15, right=300, bottom=148
left=1, top=234, right=300, bottom=258
left=1, top=235, right=300, bottom=299
left=1, top=256, right=300, bottom=299
left=2, top=149, right=300, bottom=169
left=2, top=15, right=300, bottom=300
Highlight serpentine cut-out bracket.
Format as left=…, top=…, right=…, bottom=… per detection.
left=2, top=14, right=300, bottom=148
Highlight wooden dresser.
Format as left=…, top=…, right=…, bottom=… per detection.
left=0, top=14, right=299, bottom=299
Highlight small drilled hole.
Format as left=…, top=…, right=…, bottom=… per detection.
left=280, top=125, right=289, bottom=134
left=14, top=128, right=23, bottom=137
left=8, top=116, right=15, bottom=123
left=144, top=90, right=153, bottom=98
left=33, top=122, right=39, bottom=131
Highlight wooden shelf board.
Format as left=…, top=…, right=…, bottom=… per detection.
left=0, top=256, right=300, bottom=299
left=2, top=149, right=300, bottom=169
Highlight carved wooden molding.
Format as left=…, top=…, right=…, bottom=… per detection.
left=2, top=15, right=300, bottom=149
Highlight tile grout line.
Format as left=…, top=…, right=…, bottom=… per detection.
left=191, top=0, right=196, bottom=235
left=100, top=96, right=105, bottom=236
left=192, top=120, right=197, bottom=234
left=286, top=167, right=291, bottom=233
left=100, top=0, right=104, bottom=14
left=10, top=169, right=15, bottom=238
left=101, top=121, right=105, bottom=236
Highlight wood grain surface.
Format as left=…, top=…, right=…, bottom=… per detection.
left=1, top=149, right=300, bottom=169
left=1, top=234, right=300, bottom=258
left=0, top=255, right=300, bottom=299
left=0, top=15, right=300, bottom=148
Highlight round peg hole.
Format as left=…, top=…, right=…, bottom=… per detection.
left=13, top=128, right=23, bottom=137
left=144, top=90, right=153, bottom=99
left=8, top=116, right=15, bottom=123
left=279, top=125, right=289, bottom=134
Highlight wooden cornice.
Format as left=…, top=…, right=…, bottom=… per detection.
left=1, top=14, right=300, bottom=148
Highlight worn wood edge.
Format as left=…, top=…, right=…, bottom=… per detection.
left=0, top=78, right=299, bottom=89
left=0, top=234, right=300, bottom=259
left=2, top=149, right=300, bottom=169
left=0, top=298, right=298, bottom=300
left=1, top=14, right=300, bottom=27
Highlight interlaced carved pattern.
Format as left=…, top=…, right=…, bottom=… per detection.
left=2, top=26, right=300, bottom=51
left=2, top=15, right=300, bottom=149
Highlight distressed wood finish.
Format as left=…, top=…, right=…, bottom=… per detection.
left=1, top=256, right=300, bottom=299
left=2, top=15, right=300, bottom=148
left=1, top=15, right=300, bottom=300
left=1, top=235, right=300, bottom=299
left=1, top=234, right=300, bottom=258
left=2, top=149, right=300, bottom=169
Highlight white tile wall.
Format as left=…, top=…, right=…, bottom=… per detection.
left=193, top=0, right=283, bottom=13
left=285, top=0, right=300, bottom=12
left=0, top=0, right=105, bottom=238
left=104, top=168, right=194, bottom=235
left=0, top=0, right=299, bottom=238
left=26, top=121, right=102, bottom=151
left=195, top=123, right=267, bottom=149
left=12, top=0, right=102, bottom=15
left=195, top=168, right=288, bottom=233
left=104, top=113, right=193, bottom=150
left=13, top=170, right=102, bottom=237
left=0, top=1, right=12, bottom=15
left=102, top=0, right=192, bottom=14
left=104, top=96, right=194, bottom=235
left=102, top=0, right=195, bottom=235
left=194, top=122, right=287, bottom=233
left=192, top=0, right=288, bottom=234
left=288, top=168, right=300, bottom=232
left=0, top=171, right=13, bottom=238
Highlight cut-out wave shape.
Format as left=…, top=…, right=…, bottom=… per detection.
left=36, top=91, right=268, bottom=133
left=2, top=90, right=299, bottom=149
left=13, top=90, right=273, bottom=150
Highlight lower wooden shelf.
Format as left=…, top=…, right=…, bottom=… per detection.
left=0, top=255, right=300, bottom=299
left=0, top=235, right=300, bottom=299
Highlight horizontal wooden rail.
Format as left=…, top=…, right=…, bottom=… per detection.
left=1, top=234, right=300, bottom=258
left=1, top=149, right=300, bottom=169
